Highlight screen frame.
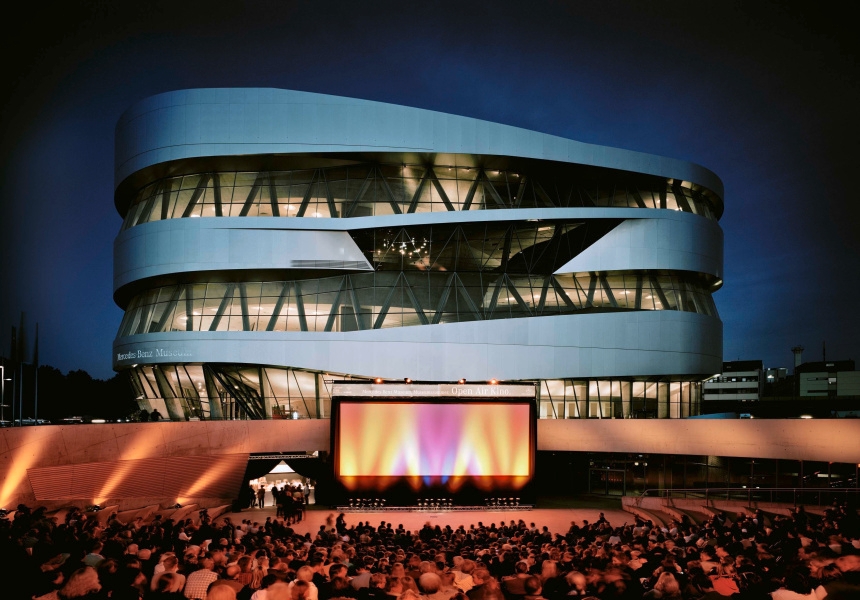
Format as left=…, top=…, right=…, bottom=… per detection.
left=331, top=388, right=537, bottom=493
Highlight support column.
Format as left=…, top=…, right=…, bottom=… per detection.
left=152, top=366, right=185, bottom=421
left=259, top=367, right=274, bottom=419
left=204, top=367, right=224, bottom=420
left=315, top=373, right=322, bottom=419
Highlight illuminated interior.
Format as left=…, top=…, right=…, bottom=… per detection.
left=118, top=269, right=718, bottom=336
left=120, top=165, right=719, bottom=231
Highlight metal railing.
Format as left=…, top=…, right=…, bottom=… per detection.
left=640, top=487, right=860, bottom=506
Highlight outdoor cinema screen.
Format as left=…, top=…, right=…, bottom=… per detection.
left=334, top=400, right=534, bottom=492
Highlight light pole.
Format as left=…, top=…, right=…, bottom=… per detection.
left=0, top=364, right=9, bottom=423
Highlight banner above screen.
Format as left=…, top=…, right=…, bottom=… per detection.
left=331, top=383, right=536, bottom=399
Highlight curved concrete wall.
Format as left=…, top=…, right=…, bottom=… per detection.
left=113, top=311, right=722, bottom=379
left=115, top=89, right=724, bottom=204
left=114, top=221, right=371, bottom=295
left=115, top=209, right=724, bottom=297
left=111, top=88, right=725, bottom=415
left=554, top=212, right=723, bottom=280
left=537, top=419, right=860, bottom=464
left=2, top=419, right=857, bottom=510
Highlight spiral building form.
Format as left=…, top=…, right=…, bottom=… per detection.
left=112, top=88, right=724, bottom=421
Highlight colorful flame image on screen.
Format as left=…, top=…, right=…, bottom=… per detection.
left=337, top=402, right=531, bottom=490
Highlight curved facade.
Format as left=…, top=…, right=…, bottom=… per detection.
left=112, top=88, right=724, bottom=421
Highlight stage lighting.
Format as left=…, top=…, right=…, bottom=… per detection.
left=489, top=379, right=498, bottom=385
left=404, top=378, right=412, bottom=384
left=458, top=378, right=466, bottom=384
left=515, top=498, right=520, bottom=506
left=374, top=377, right=383, bottom=384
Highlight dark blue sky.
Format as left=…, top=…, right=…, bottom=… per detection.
left=1, top=1, right=858, bottom=379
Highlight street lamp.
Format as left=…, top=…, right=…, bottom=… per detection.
left=0, top=365, right=10, bottom=424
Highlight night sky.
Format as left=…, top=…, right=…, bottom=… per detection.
left=1, top=1, right=858, bottom=380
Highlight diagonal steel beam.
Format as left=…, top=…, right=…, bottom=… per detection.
left=296, top=170, right=318, bottom=217
left=268, top=175, right=280, bottom=217
left=345, top=168, right=375, bottom=217
left=323, top=277, right=347, bottom=332
left=239, top=173, right=263, bottom=216
left=208, top=284, right=236, bottom=331
left=428, top=168, right=455, bottom=211
left=321, top=169, right=339, bottom=218
left=182, top=174, right=211, bottom=218
left=375, top=166, right=403, bottom=214
left=213, top=173, right=223, bottom=216
left=407, top=168, right=430, bottom=213
left=461, top=171, right=481, bottom=211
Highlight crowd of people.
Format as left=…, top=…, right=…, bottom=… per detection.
left=249, top=483, right=307, bottom=524
left=2, top=500, right=859, bottom=600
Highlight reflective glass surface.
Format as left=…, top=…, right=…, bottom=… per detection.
left=128, top=364, right=703, bottom=421
left=120, top=164, right=717, bottom=230
left=118, top=269, right=717, bottom=336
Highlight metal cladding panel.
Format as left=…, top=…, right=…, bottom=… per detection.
left=554, top=213, right=723, bottom=280
left=112, top=311, right=722, bottom=380
left=114, top=220, right=372, bottom=294
left=115, top=88, right=723, bottom=202
left=114, top=208, right=719, bottom=295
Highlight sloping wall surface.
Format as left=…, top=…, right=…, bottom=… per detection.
left=2, top=418, right=857, bottom=510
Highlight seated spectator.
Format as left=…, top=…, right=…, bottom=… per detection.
left=522, top=577, right=546, bottom=600
left=502, top=562, right=531, bottom=598
left=148, top=573, right=187, bottom=600
left=36, top=567, right=102, bottom=600
left=771, top=566, right=817, bottom=600
left=418, top=573, right=456, bottom=600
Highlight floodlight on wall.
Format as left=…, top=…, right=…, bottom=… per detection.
left=489, top=379, right=498, bottom=385
left=374, top=378, right=383, bottom=384
left=404, top=378, right=412, bottom=384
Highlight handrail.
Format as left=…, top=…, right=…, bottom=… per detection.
left=639, top=487, right=860, bottom=506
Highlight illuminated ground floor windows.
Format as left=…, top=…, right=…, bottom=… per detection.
left=128, top=363, right=702, bottom=422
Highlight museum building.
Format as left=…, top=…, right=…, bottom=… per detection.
left=112, top=88, right=724, bottom=422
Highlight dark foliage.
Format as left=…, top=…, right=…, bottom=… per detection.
left=10, top=364, right=138, bottom=421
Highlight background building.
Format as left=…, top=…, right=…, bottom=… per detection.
left=796, top=360, right=859, bottom=398
left=112, top=88, right=724, bottom=421
left=704, top=360, right=764, bottom=403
